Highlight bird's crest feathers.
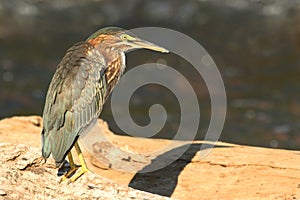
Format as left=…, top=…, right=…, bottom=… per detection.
left=86, top=27, right=127, bottom=41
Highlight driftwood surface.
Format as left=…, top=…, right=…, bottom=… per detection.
left=0, top=116, right=299, bottom=200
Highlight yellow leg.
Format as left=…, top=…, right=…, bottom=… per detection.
left=59, top=152, right=79, bottom=183
left=59, top=141, right=91, bottom=183
left=68, top=151, right=76, bottom=167
left=68, top=141, right=91, bottom=182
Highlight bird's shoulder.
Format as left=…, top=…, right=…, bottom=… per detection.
left=56, top=41, right=106, bottom=83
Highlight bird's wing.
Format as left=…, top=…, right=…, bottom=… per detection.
left=42, top=42, right=107, bottom=166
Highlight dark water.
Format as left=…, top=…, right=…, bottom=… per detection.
left=1, top=0, right=300, bottom=150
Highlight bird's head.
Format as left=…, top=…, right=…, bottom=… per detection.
left=86, top=27, right=169, bottom=53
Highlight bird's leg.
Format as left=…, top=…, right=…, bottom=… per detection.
left=68, top=141, right=91, bottom=182
left=59, top=151, right=80, bottom=182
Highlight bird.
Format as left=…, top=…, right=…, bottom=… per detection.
left=41, top=27, right=169, bottom=182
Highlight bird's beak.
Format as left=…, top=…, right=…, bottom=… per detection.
left=132, top=38, right=169, bottom=53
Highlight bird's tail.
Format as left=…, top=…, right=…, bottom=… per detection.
left=41, top=129, right=51, bottom=160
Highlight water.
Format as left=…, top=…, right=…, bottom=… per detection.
left=1, top=0, right=300, bottom=150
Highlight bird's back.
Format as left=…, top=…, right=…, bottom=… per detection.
left=41, top=41, right=107, bottom=167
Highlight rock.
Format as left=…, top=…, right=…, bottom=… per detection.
left=0, top=116, right=300, bottom=199
left=0, top=143, right=171, bottom=200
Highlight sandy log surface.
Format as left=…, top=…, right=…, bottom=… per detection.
left=0, top=116, right=299, bottom=200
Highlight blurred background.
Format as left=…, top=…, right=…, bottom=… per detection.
left=1, top=0, right=300, bottom=150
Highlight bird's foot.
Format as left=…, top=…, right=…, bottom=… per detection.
left=59, top=165, right=92, bottom=183
left=59, top=164, right=80, bottom=183
left=67, top=166, right=91, bottom=183
left=59, top=142, right=92, bottom=183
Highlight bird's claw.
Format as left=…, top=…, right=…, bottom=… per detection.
left=67, top=167, right=91, bottom=183
left=59, top=165, right=91, bottom=184
left=59, top=166, right=80, bottom=183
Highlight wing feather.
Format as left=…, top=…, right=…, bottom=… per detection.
left=42, top=42, right=107, bottom=166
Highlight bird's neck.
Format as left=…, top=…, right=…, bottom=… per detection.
left=102, top=49, right=126, bottom=75
left=100, top=48, right=126, bottom=97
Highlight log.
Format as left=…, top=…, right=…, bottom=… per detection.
left=0, top=116, right=299, bottom=199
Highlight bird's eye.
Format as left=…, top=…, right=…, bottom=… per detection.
left=121, top=34, right=135, bottom=41
left=121, top=34, right=129, bottom=41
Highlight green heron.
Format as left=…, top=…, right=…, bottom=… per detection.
left=41, top=27, right=168, bottom=182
